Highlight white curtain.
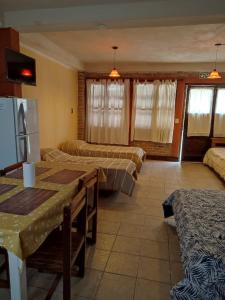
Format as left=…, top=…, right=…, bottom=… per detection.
left=131, top=80, right=177, bottom=143
left=86, top=79, right=130, bottom=145
left=214, top=88, right=225, bottom=137
left=187, top=88, right=213, bottom=137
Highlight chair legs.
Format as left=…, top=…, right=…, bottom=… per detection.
left=77, top=243, right=86, bottom=278
left=63, top=270, right=71, bottom=300
left=45, top=274, right=61, bottom=300
left=89, top=214, right=97, bottom=245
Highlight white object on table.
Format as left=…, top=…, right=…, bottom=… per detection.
left=8, top=252, right=27, bottom=300
left=23, top=162, right=35, bottom=187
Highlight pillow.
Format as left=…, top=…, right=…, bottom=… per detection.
left=59, top=140, right=86, bottom=155
left=41, top=148, right=63, bottom=161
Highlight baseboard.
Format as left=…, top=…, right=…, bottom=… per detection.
left=147, top=155, right=179, bottom=162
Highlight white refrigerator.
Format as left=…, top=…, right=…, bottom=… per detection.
left=0, top=97, right=40, bottom=169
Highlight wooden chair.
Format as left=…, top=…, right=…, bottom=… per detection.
left=26, top=186, right=87, bottom=300
left=78, top=169, right=99, bottom=244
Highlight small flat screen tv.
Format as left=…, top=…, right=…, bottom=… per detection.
left=5, top=48, right=36, bottom=86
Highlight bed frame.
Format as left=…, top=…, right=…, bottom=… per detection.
left=211, top=137, right=225, bottom=147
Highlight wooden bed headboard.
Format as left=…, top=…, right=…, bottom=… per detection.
left=211, top=138, right=225, bottom=147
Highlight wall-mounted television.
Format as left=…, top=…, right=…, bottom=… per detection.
left=5, top=48, right=36, bottom=86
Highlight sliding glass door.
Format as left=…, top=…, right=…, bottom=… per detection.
left=182, top=85, right=225, bottom=161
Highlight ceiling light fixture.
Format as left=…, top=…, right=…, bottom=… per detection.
left=109, top=46, right=120, bottom=78
left=208, top=43, right=225, bottom=79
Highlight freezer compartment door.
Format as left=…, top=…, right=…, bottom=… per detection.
left=0, top=98, right=17, bottom=168
left=17, top=133, right=40, bottom=163
left=14, top=99, right=39, bottom=135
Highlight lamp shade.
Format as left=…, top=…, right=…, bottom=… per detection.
left=207, top=69, right=222, bottom=79
left=109, top=68, right=120, bottom=78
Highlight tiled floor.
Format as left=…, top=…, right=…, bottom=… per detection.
left=1, top=160, right=225, bottom=299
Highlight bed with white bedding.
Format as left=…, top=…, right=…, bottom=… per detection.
left=203, top=147, right=225, bottom=180
left=41, top=148, right=137, bottom=196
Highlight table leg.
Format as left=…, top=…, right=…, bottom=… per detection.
left=8, top=251, right=27, bottom=300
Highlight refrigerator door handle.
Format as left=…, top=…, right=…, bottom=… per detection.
left=18, top=102, right=27, bottom=135
left=18, top=136, right=28, bottom=162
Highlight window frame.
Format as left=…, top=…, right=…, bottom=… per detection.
left=185, top=84, right=225, bottom=138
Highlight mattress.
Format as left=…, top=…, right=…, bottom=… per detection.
left=59, top=140, right=146, bottom=172
left=163, top=189, right=225, bottom=300
left=41, top=148, right=137, bottom=196
left=203, top=147, right=225, bottom=180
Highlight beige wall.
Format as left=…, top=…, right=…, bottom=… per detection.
left=21, top=46, right=78, bottom=148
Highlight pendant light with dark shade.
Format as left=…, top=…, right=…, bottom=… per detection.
left=109, top=46, right=120, bottom=78
left=208, top=43, right=225, bottom=79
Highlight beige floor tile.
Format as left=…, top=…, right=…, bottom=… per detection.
left=141, top=205, right=165, bottom=218
left=98, top=209, right=124, bottom=222
left=55, top=269, right=102, bottom=298
left=118, top=223, right=168, bottom=242
left=171, top=262, right=184, bottom=286
left=113, top=236, right=141, bottom=255
left=122, top=212, right=146, bottom=225
left=118, top=223, right=144, bottom=238
left=86, top=248, right=110, bottom=271
left=95, top=273, right=136, bottom=300
left=96, top=233, right=116, bottom=251
left=134, top=278, right=171, bottom=300
left=169, top=238, right=182, bottom=263
left=144, top=215, right=167, bottom=227
left=105, top=252, right=139, bottom=277
left=28, top=270, right=56, bottom=290
left=138, top=257, right=170, bottom=283
left=28, top=287, right=47, bottom=300
left=140, top=240, right=169, bottom=260
left=97, top=220, right=120, bottom=235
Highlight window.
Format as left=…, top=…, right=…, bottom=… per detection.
left=132, top=80, right=177, bottom=143
left=214, top=88, right=225, bottom=137
left=187, top=87, right=214, bottom=137
left=86, top=79, right=130, bottom=145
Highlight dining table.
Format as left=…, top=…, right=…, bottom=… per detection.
left=0, top=160, right=101, bottom=300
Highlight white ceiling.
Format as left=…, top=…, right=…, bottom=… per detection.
left=2, top=0, right=225, bottom=71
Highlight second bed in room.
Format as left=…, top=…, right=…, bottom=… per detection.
left=41, top=148, right=137, bottom=196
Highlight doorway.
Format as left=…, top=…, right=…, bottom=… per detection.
left=181, top=85, right=225, bottom=161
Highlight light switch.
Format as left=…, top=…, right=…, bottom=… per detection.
left=175, top=118, right=179, bottom=124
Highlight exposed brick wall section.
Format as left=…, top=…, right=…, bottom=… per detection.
left=78, top=71, right=86, bottom=140
left=131, top=141, right=172, bottom=157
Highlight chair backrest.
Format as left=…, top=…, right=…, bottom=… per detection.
left=78, top=168, right=99, bottom=210
left=63, top=186, right=87, bottom=275
left=78, top=169, right=98, bottom=189
left=0, top=162, right=24, bottom=176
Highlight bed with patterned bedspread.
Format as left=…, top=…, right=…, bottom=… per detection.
left=59, top=140, right=146, bottom=172
left=41, top=148, right=137, bottom=196
left=163, top=189, right=225, bottom=300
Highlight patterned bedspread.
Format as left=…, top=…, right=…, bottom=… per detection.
left=203, top=147, right=225, bottom=180
left=163, top=189, right=225, bottom=300
left=59, top=140, right=146, bottom=172
left=41, top=148, right=137, bottom=196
